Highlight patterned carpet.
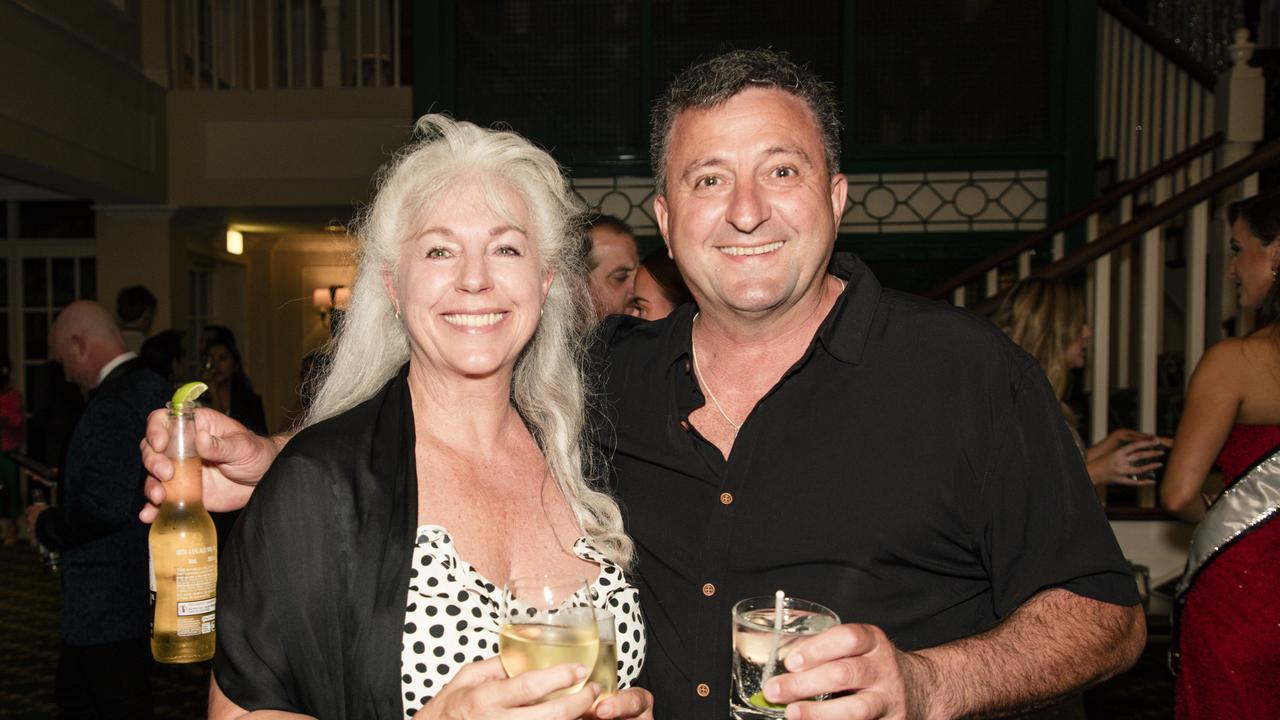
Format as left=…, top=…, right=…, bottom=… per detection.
left=0, top=541, right=1174, bottom=719
left=0, top=543, right=206, bottom=719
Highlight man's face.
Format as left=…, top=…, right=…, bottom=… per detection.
left=586, top=226, right=639, bottom=319
left=653, top=87, right=847, bottom=319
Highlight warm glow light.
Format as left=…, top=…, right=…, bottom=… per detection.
left=312, top=287, right=331, bottom=310
left=226, top=229, right=244, bottom=255
left=333, top=286, right=352, bottom=309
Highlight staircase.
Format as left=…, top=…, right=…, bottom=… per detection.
left=925, top=5, right=1269, bottom=514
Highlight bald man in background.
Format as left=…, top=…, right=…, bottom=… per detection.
left=585, top=214, right=641, bottom=319
left=26, top=301, right=170, bottom=720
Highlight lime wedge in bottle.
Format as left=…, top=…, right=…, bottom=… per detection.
left=170, top=381, right=208, bottom=412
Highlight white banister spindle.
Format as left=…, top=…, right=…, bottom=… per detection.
left=1186, top=199, right=1209, bottom=381
left=230, top=0, right=239, bottom=89
left=191, top=0, right=201, bottom=90
left=210, top=0, right=220, bottom=89
left=1138, top=178, right=1170, bottom=438
left=952, top=287, right=965, bottom=308
left=1116, top=196, right=1134, bottom=386
left=1052, top=231, right=1065, bottom=261
left=394, top=0, right=402, bottom=86
left=284, top=0, right=293, bottom=88
left=267, top=0, right=276, bottom=88
left=304, top=0, right=312, bottom=87
left=1017, top=250, right=1031, bottom=279
left=247, top=0, right=255, bottom=89
left=355, top=0, right=364, bottom=88
left=984, top=268, right=998, bottom=298
left=1090, top=254, right=1112, bottom=445
left=322, top=0, right=341, bottom=87
left=374, top=0, right=382, bottom=87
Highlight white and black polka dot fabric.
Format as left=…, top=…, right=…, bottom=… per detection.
left=400, top=525, right=646, bottom=717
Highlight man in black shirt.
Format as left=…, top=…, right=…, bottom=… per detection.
left=595, top=49, right=1144, bottom=718
left=140, top=49, right=1145, bottom=720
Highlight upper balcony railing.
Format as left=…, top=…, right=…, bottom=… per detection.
left=165, top=0, right=408, bottom=90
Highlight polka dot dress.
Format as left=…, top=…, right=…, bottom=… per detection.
left=400, top=526, right=645, bottom=717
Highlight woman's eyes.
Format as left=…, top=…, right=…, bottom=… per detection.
left=495, top=245, right=522, bottom=256
left=425, top=247, right=451, bottom=259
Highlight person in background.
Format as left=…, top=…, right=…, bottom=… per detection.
left=115, top=285, right=156, bottom=353
left=25, top=301, right=169, bottom=719
left=200, top=338, right=265, bottom=554
left=626, top=248, right=694, bottom=321
left=201, top=339, right=266, bottom=436
left=140, top=329, right=185, bottom=386
left=199, top=324, right=237, bottom=360
left=280, top=348, right=330, bottom=433
left=0, top=358, right=24, bottom=544
left=585, top=214, right=640, bottom=319
left=1161, top=191, right=1280, bottom=718
left=994, top=277, right=1171, bottom=487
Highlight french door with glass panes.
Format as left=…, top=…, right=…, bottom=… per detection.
left=11, top=247, right=98, bottom=404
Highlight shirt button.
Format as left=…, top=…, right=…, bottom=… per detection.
left=695, top=682, right=710, bottom=697
left=701, top=582, right=716, bottom=596
left=720, top=492, right=734, bottom=505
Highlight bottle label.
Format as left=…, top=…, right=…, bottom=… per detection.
left=172, top=545, right=217, bottom=636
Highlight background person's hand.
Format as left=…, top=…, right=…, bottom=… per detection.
left=762, top=623, right=932, bottom=720
left=138, top=406, right=282, bottom=522
left=588, top=687, right=654, bottom=719
left=1088, top=439, right=1167, bottom=487
left=23, top=503, right=48, bottom=547
left=411, top=657, right=599, bottom=720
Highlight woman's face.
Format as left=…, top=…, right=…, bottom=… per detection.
left=626, top=266, right=679, bottom=321
left=1229, top=217, right=1278, bottom=309
left=1064, top=323, right=1091, bottom=369
left=389, top=179, right=551, bottom=383
left=203, top=344, right=237, bottom=384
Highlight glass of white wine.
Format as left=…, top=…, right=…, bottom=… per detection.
left=498, top=574, right=600, bottom=700
left=590, top=609, right=618, bottom=699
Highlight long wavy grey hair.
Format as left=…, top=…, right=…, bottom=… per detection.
left=306, top=114, right=633, bottom=568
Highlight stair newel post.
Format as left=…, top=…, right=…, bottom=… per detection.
left=1215, top=28, right=1265, bottom=337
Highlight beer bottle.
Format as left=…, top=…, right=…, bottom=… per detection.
left=149, top=385, right=217, bottom=663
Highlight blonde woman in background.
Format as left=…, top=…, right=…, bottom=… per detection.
left=995, top=277, right=1170, bottom=487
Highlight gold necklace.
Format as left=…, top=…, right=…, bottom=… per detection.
left=690, top=313, right=741, bottom=438
left=687, top=276, right=848, bottom=439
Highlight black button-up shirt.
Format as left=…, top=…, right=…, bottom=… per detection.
left=594, top=255, right=1139, bottom=719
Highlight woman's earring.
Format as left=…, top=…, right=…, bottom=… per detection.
left=394, top=307, right=401, bottom=320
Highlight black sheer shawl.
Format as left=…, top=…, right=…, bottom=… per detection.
left=214, top=365, right=417, bottom=718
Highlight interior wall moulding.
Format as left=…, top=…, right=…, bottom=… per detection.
left=568, top=169, right=1049, bottom=236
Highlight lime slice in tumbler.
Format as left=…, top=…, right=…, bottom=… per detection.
left=748, top=691, right=785, bottom=710
left=170, top=381, right=208, bottom=411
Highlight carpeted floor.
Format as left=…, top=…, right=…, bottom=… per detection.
left=0, top=543, right=206, bottom=719
left=0, top=541, right=1175, bottom=719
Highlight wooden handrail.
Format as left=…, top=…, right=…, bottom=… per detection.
left=970, top=136, right=1280, bottom=315
left=1098, top=0, right=1219, bottom=88
left=925, top=133, right=1223, bottom=300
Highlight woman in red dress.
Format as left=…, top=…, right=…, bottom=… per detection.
left=1162, top=191, right=1280, bottom=719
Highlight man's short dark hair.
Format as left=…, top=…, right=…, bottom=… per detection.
left=141, top=329, right=184, bottom=379
left=649, top=48, right=842, bottom=196
left=116, top=285, right=157, bottom=323
left=583, top=214, right=636, bottom=270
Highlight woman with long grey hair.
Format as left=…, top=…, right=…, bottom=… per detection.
left=145, top=115, right=651, bottom=719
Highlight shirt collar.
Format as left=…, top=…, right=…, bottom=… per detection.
left=661, top=252, right=882, bottom=368
left=95, top=351, right=138, bottom=387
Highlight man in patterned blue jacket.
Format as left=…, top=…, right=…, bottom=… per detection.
left=26, top=300, right=170, bottom=720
